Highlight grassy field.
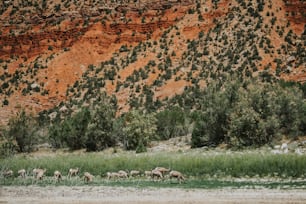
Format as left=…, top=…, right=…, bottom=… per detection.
left=1, top=150, right=306, bottom=189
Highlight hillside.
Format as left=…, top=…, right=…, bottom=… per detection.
left=0, top=0, right=305, bottom=125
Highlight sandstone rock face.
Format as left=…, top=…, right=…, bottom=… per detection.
left=0, top=0, right=304, bottom=125
left=284, top=0, right=306, bottom=24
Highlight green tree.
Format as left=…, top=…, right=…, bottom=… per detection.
left=48, top=121, right=65, bottom=149
left=228, top=99, right=264, bottom=147
left=0, top=128, right=17, bottom=158
left=63, top=107, right=91, bottom=150
left=273, top=86, right=303, bottom=138
left=228, top=83, right=289, bottom=147
left=191, top=75, right=306, bottom=148
left=191, top=82, right=230, bottom=147
left=300, top=102, right=306, bottom=134
left=122, top=110, right=157, bottom=152
left=7, top=110, right=38, bottom=152
left=156, top=107, right=189, bottom=140
left=85, top=104, right=116, bottom=151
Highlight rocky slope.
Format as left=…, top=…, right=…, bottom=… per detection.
left=0, top=0, right=305, bottom=125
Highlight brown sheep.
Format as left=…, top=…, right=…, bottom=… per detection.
left=151, top=169, right=163, bottom=180
left=154, top=167, right=170, bottom=175
left=35, top=169, right=46, bottom=180
left=18, top=169, right=26, bottom=178
left=83, top=172, right=94, bottom=182
left=118, top=170, right=128, bottom=178
left=54, top=170, right=62, bottom=182
left=107, top=172, right=120, bottom=180
left=68, top=168, right=79, bottom=178
left=169, top=170, right=185, bottom=184
left=32, top=168, right=40, bottom=176
left=3, top=170, right=13, bottom=178
left=33, top=168, right=46, bottom=179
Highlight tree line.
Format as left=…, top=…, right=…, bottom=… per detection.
left=1, top=77, right=306, bottom=157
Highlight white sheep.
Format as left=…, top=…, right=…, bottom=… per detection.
left=169, top=170, right=185, bottom=184
left=68, top=168, right=79, bottom=178
left=18, top=169, right=26, bottom=178
left=83, top=172, right=94, bottom=182
left=54, top=170, right=62, bottom=182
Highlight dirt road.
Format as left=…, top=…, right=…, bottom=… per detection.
left=1, top=186, right=306, bottom=204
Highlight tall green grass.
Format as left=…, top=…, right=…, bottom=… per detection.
left=1, top=151, right=306, bottom=178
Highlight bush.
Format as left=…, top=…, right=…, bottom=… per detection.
left=191, top=77, right=306, bottom=148
left=228, top=99, right=279, bottom=147
left=3, top=99, right=9, bottom=106
left=121, top=110, right=157, bottom=151
left=0, top=128, right=17, bottom=158
left=6, top=110, right=38, bottom=153
left=61, top=107, right=91, bottom=150
left=0, top=141, right=17, bottom=158
left=48, top=98, right=119, bottom=151
left=156, top=107, right=190, bottom=140
left=191, top=81, right=231, bottom=147
left=48, top=122, right=65, bottom=149
left=85, top=104, right=116, bottom=151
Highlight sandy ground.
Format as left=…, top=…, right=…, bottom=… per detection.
left=1, top=186, right=306, bottom=204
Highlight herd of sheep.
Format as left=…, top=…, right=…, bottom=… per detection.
left=1, top=167, right=186, bottom=184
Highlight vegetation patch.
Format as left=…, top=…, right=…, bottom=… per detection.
left=1, top=151, right=306, bottom=189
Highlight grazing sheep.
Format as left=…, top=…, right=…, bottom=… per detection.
left=37, top=170, right=46, bottom=180
left=151, top=169, right=163, bottom=180
left=35, top=169, right=46, bottom=180
left=83, top=172, right=94, bottom=182
left=107, top=172, right=120, bottom=180
left=18, top=169, right=26, bottom=178
left=54, top=170, right=62, bottom=182
left=68, top=168, right=79, bottom=178
left=154, top=167, right=170, bottom=175
left=130, top=170, right=140, bottom=177
left=118, top=170, right=128, bottom=178
left=33, top=168, right=46, bottom=179
left=32, top=168, right=40, bottom=176
left=144, top=170, right=152, bottom=178
left=169, top=170, right=185, bottom=184
left=3, top=170, right=13, bottom=178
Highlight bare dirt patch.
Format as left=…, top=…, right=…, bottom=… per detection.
left=1, top=186, right=306, bottom=204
